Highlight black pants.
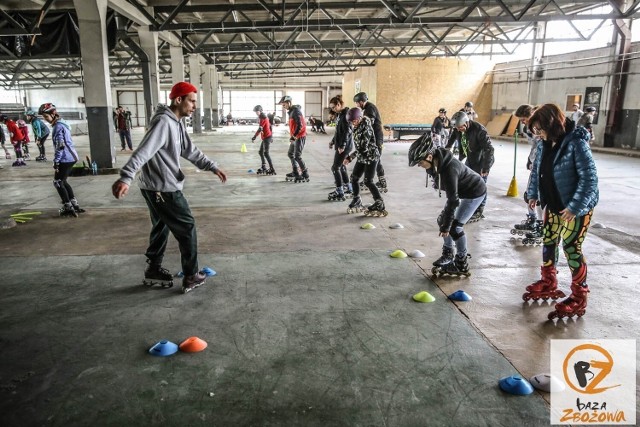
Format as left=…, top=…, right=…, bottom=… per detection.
left=351, top=160, right=382, bottom=200
left=287, top=137, right=307, bottom=172
left=376, top=160, right=385, bottom=178
left=331, top=147, right=351, bottom=188
left=259, top=136, right=273, bottom=168
left=53, top=162, right=76, bottom=203
left=37, top=136, right=48, bottom=156
left=119, top=129, right=133, bottom=150
left=141, top=189, right=199, bottom=276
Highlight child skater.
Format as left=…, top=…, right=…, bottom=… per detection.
left=343, top=107, right=386, bottom=217
left=38, top=103, right=85, bottom=217
left=251, top=105, right=276, bottom=175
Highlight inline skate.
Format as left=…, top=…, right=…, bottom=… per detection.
left=294, top=169, right=310, bottom=183
left=265, top=168, right=276, bottom=176
left=433, top=246, right=454, bottom=267
left=432, top=254, right=471, bottom=278
left=35, top=155, right=48, bottom=162
left=256, top=165, right=268, bottom=175
left=70, top=198, right=86, bottom=214
left=522, top=224, right=544, bottom=246
left=328, top=189, right=346, bottom=201
left=285, top=170, right=297, bottom=182
left=522, top=265, right=565, bottom=302
left=548, top=283, right=589, bottom=320
left=12, top=158, right=27, bottom=167
left=59, top=203, right=78, bottom=218
left=511, top=215, right=539, bottom=236
left=143, top=259, right=174, bottom=288
left=347, top=196, right=363, bottom=213
left=468, top=208, right=485, bottom=223
left=182, top=272, right=207, bottom=294
left=343, top=184, right=353, bottom=198
left=363, top=199, right=387, bottom=217
left=375, top=176, right=388, bottom=193
left=359, top=181, right=368, bottom=192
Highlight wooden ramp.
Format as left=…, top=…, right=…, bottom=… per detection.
left=485, top=113, right=512, bottom=137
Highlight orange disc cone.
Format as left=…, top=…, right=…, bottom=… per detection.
left=179, top=336, right=208, bottom=353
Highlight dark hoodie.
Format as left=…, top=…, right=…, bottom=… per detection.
left=429, top=148, right=487, bottom=232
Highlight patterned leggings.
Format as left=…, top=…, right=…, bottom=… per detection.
left=541, top=209, right=593, bottom=285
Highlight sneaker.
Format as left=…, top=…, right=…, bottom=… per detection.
left=182, top=272, right=206, bottom=294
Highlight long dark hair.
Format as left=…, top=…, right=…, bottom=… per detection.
left=528, top=103, right=566, bottom=142
left=329, top=95, right=344, bottom=108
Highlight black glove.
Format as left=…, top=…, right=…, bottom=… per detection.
left=289, top=137, right=295, bottom=142
left=251, top=136, right=256, bottom=142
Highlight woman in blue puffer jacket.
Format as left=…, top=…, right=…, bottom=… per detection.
left=524, top=103, right=599, bottom=321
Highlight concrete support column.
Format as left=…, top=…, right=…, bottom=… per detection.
left=137, top=27, right=160, bottom=112
left=73, top=0, right=115, bottom=168
left=211, top=66, right=220, bottom=127
left=202, top=65, right=212, bottom=130
left=170, top=45, right=185, bottom=84
left=188, top=54, right=202, bottom=133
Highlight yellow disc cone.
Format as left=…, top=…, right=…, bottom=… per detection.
left=240, top=143, right=248, bottom=153
left=413, top=291, right=435, bottom=303
left=390, top=249, right=408, bottom=258
left=361, top=223, right=376, bottom=230
left=506, top=176, right=519, bottom=197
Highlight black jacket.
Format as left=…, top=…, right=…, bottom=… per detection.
left=446, top=120, right=494, bottom=174
left=331, top=107, right=353, bottom=151
left=430, top=148, right=487, bottom=233
left=363, top=102, right=384, bottom=149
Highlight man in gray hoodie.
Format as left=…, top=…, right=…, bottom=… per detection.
left=112, top=82, right=227, bottom=294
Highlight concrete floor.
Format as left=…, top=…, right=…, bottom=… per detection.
left=0, top=125, right=638, bottom=426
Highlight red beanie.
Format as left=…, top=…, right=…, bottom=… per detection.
left=169, top=82, right=198, bottom=100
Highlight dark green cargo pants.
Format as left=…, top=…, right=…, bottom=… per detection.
left=141, top=189, right=199, bottom=276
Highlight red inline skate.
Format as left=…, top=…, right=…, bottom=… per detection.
left=548, top=283, right=589, bottom=320
left=523, top=265, right=566, bottom=302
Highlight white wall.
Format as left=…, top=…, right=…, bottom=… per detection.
left=25, top=87, right=86, bottom=114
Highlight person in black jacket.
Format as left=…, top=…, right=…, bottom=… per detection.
left=445, top=111, right=494, bottom=221
left=327, top=95, right=353, bottom=200
left=353, top=92, right=387, bottom=192
left=409, top=133, right=486, bottom=277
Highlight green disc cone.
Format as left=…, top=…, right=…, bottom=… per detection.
left=361, top=223, right=376, bottom=230
left=413, top=291, right=435, bottom=303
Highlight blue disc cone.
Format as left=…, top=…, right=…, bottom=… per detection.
left=449, top=290, right=472, bottom=301
left=201, top=267, right=217, bottom=277
left=499, top=375, right=534, bottom=395
left=149, top=340, right=179, bottom=357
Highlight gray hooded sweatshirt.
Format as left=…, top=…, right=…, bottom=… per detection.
left=119, top=104, right=219, bottom=192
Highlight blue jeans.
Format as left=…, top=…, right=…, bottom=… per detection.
left=443, top=195, right=485, bottom=257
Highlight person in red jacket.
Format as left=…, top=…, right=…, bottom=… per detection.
left=279, top=96, right=308, bottom=183
left=251, top=105, right=276, bottom=175
left=0, top=114, right=27, bottom=166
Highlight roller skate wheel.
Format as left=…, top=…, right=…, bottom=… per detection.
left=547, top=311, right=559, bottom=321
left=522, top=293, right=531, bottom=302
left=510, top=229, right=517, bottom=235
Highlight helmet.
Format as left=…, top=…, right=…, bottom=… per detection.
left=278, top=95, right=292, bottom=104
left=0, top=114, right=7, bottom=122
left=464, top=101, right=473, bottom=108
left=38, top=103, right=56, bottom=115
left=353, top=92, right=368, bottom=103
left=450, top=111, right=469, bottom=128
left=438, top=108, right=446, bottom=114
left=26, top=109, right=37, bottom=116
left=346, top=107, right=363, bottom=122
left=253, top=105, right=263, bottom=112
left=408, top=133, right=435, bottom=167
left=17, top=119, right=26, bottom=127
left=585, top=106, right=596, bottom=113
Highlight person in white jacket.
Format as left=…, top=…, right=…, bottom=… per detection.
left=112, top=82, right=227, bottom=294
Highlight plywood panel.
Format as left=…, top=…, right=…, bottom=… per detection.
left=505, top=115, right=520, bottom=136
left=484, top=113, right=512, bottom=137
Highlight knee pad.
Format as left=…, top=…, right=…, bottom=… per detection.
left=363, top=177, right=374, bottom=186
left=449, top=220, right=465, bottom=240
left=53, top=179, right=63, bottom=189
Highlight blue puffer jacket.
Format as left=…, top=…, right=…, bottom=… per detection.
left=52, top=119, right=79, bottom=166
left=527, top=126, right=599, bottom=217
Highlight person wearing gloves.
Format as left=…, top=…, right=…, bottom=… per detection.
left=111, top=82, right=227, bottom=295
left=408, top=133, right=486, bottom=277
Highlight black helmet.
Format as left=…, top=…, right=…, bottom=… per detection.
left=438, top=108, right=446, bottom=114
left=450, top=111, right=469, bottom=127
left=278, top=95, right=292, bottom=104
left=353, top=92, right=368, bottom=103
left=585, top=106, right=596, bottom=113
left=408, top=133, right=435, bottom=167
left=253, top=105, right=263, bottom=112
left=464, top=101, right=474, bottom=108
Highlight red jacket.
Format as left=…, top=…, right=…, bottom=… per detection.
left=253, top=112, right=272, bottom=140
left=6, top=120, right=25, bottom=143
